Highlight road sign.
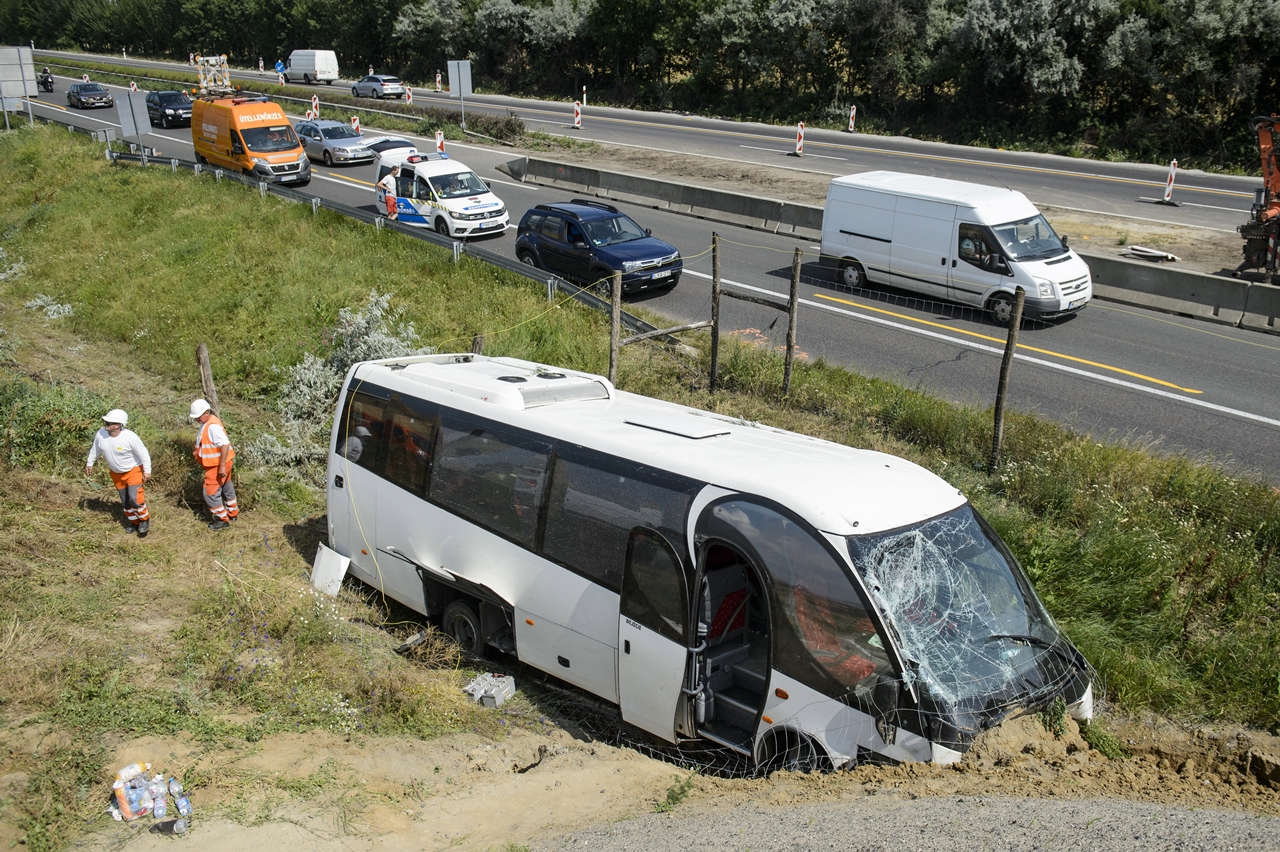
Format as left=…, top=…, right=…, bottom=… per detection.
left=129, top=80, right=137, bottom=93
left=351, top=115, right=360, bottom=133
left=795, top=122, right=804, bottom=156
left=0, top=46, right=37, bottom=128
left=435, top=130, right=444, bottom=153
left=81, top=73, right=89, bottom=82
left=446, top=59, right=472, bottom=129
left=311, top=94, right=319, bottom=114
left=405, top=86, right=412, bottom=105
left=573, top=101, right=581, bottom=130
left=278, top=73, right=285, bottom=86
left=275, top=59, right=284, bottom=74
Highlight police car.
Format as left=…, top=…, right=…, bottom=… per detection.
left=374, top=150, right=509, bottom=238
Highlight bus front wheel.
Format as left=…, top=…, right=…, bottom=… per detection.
left=757, top=728, right=827, bottom=774
left=442, top=600, right=484, bottom=656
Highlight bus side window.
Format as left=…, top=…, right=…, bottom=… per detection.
left=336, top=388, right=388, bottom=473
left=383, top=397, right=437, bottom=496
left=621, top=529, right=688, bottom=643
left=542, top=448, right=695, bottom=592
left=430, top=412, right=551, bottom=548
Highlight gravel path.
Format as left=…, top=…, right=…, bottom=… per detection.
left=533, top=795, right=1279, bottom=851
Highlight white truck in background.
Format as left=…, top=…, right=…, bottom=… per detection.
left=283, top=49, right=339, bottom=85
left=819, top=171, right=1093, bottom=323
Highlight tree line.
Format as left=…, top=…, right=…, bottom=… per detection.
left=5, top=0, right=1278, bottom=170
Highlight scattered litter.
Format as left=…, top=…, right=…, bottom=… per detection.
left=1120, top=245, right=1180, bottom=262
left=463, top=672, right=516, bottom=708
left=106, top=761, right=193, bottom=826
left=395, top=631, right=428, bottom=655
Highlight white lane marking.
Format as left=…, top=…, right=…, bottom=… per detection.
left=739, top=144, right=847, bottom=161
left=1136, top=197, right=1248, bottom=214
left=682, top=269, right=1280, bottom=429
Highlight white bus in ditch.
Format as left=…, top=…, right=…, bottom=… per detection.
left=326, top=354, right=1093, bottom=769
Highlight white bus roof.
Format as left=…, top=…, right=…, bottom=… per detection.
left=830, top=170, right=1038, bottom=215
left=350, top=354, right=966, bottom=537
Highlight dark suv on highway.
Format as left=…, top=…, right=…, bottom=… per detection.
left=515, top=200, right=682, bottom=295
left=145, top=90, right=193, bottom=128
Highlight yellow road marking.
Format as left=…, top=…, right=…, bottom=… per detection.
left=326, top=172, right=373, bottom=186
left=25, top=97, right=67, bottom=112
left=813, top=293, right=1204, bottom=394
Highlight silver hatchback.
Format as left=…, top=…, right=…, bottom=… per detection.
left=295, top=119, right=374, bottom=166
left=352, top=75, right=406, bottom=99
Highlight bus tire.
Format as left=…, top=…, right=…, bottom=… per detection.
left=442, top=600, right=484, bottom=656
left=756, top=728, right=827, bottom=774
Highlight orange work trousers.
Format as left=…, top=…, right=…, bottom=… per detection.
left=109, top=466, right=150, bottom=525
left=202, top=462, right=239, bottom=521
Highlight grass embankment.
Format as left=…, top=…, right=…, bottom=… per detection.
left=0, top=126, right=1278, bottom=844
left=40, top=56, right=596, bottom=153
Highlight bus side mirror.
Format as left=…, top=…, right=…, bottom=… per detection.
left=872, top=673, right=900, bottom=746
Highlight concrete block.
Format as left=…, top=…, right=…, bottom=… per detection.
left=1081, top=251, right=1248, bottom=326
left=1241, top=283, right=1280, bottom=335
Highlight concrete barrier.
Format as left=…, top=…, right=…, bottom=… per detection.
left=499, top=155, right=823, bottom=240
left=1242, top=282, right=1280, bottom=335
left=1079, top=251, right=1249, bottom=327
left=500, top=155, right=1276, bottom=334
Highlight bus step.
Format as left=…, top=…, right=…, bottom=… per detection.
left=734, top=664, right=767, bottom=695
left=697, top=719, right=754, bottom=755
left=715, top=690, right=759, bottom=731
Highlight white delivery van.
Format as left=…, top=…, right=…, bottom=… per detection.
left=375, top=150, right=509, bottom=238
left=283, top=49, right=339, bottom=85
left=819, top=171, right=1092, bottom=323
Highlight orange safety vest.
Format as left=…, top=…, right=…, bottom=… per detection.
left=196, top=415, right=236, bottom=468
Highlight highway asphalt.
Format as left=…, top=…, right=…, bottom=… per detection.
left=16, top=70, right=1280, bottom=485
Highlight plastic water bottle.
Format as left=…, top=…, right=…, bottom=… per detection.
left=168, top=777, right=183, bottom=796
left=153, top=819, right=187, bottom=835
left=152, top=794, right=167, bottom=819
left=175, top=795, right=192, bottom=817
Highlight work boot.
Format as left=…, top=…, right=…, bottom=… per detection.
left=137, top=520, right=150, bottom=538
left=123, top=522, right=136, bottom=534
left=208, top=519, right=230, bottom=531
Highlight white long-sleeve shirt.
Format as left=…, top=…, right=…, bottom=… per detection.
left=86, top=427, right=152, bottom=475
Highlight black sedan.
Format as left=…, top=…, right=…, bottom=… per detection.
left=67, top=82, right=114, bottom=109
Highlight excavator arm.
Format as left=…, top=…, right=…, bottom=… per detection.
left=1252, top=115, right=1280, bottom=223
left=1235, top=114, right=1280, bottom=279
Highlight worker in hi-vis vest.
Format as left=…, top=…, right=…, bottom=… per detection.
left=189, top=398, right=238, bottom=530
left=85, top=408, right=152, bottom=537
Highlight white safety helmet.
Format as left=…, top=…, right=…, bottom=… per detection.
left=189, top=399, right=212, bottom=419
left=103, top=409, right=128, bottom=426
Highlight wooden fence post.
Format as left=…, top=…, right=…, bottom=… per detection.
left=608, top=271, right=622, bottom=385
left=990, top=287, right=1026, bottom=473
left=782, top=247, right=801, bottom=394
left=470, top=334, right=484, bottom=355
left=196, top=343, right=220, bottom=415
left=710, top=232, right=721, bottom=393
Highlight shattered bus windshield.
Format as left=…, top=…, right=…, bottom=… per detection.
left=846, top=505, right=1076, bottom=716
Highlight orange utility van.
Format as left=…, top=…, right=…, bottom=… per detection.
left=192, top=95, right=311, bottom=186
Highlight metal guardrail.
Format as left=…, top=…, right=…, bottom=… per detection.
left=41, top=60, right=475, bottom=131
left=106, top=149, right=671, bottom=343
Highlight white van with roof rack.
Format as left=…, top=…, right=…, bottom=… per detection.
left=819, top=171, right=1093, bottom=324
left=374, top=150, right=509, bottom=238
left=326, top=353, right=1093, bottom=771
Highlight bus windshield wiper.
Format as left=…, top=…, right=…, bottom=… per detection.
left=985, top=632, right=1054, bottom=649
